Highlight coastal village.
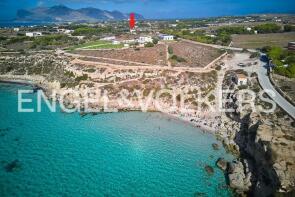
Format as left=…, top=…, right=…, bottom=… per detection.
left=0, top=12, right=295, bottom=196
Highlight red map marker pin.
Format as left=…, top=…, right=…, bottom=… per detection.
left=129, top=13, right=135, bottom=30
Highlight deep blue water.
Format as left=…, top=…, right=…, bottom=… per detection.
left=0, top=83, right=234, bottom=196
left=0, top=22, right=52, bottom=28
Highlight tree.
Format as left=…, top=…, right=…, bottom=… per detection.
left=168, top=46, right=173, bottom=54
left=284, top=25, right=295, bottom=32
left=254, top=23, right=281, bottom=33
left=152, top=37, right=159, bottom=45
left=268, top=47, right=283, bottom=60
left=144, top=42, right=154, bottom=47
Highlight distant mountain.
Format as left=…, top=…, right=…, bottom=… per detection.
left=15, top=5, right=144, bottom=22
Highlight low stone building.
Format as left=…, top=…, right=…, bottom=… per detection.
left=288, top=42, right=295, bottom=51
left=236, top=73, right=248, bottom=86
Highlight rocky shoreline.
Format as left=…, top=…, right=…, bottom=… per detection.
left=213, top=72, right=295, bottom=196
left=1, top=51, right=295, bottom=196
left=1, top=75, right=295, bottom=196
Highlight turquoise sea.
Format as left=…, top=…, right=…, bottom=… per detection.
left=0, top=83, right=234, bottom=196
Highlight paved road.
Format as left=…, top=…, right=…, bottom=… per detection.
left=257, top=62, right=295, bottom=119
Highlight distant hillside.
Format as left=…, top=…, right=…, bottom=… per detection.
left=15, top=5, right=144, bottom=23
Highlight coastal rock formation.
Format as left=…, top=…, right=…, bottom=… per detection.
left=4, top=159, right=21, bottom=172
left=204, top=165, right=214, bottom=175
left=217, top=111, right=295, bottom=196
left=216, top=158, right=228, bottom=171
left=227, top=160, right=251, bottom=194
left=217, top=72, right=295, bottom=195
left=212, top=143, right=220, bottom=150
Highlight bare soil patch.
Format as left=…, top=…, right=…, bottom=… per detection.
left=73, top=44, right=167, bottom=66
left=168, top=41, right=222, bottom=68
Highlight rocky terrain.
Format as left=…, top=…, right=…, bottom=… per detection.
left=215, top=70, right=295, bottom=196
left=1, top=51, right=295, bottom=196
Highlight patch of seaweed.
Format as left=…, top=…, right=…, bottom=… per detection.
left=4, top=159, right=21, bottom=172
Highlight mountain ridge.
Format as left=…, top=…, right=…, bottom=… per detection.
left=15, top=5, right=144, bottom=22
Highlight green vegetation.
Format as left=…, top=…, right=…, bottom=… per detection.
left=31, top=34, right=78, bottom=49
left=152, top=37, right=159, bottom=45
left=84, top=68, right=96, bottom=73
left=75, top=74, right=89, bottom=82
left=72, top=27, right=113, bottom=36
left=170, top=55, right=187, bottom=63
left=68, top=40, right=123, bottom=50
left=144, top=42, right=154, bottom=47
left=162, top=23, right=285, bottom=46
left=266, top=46, right=295, bottom=78
left=254, top=23, right=281, bottom=33
left=215, top=65, right=222, bottom=71
left=7, top=36, right=32, bottom=44
left=64, top=71, right=75, bottom=78
left=250, top=52, right=260, bottom=58
left=161, top=29, right=220, bottom=45
left=0, top=36, right=7, bottom=41
left=217, top=26, right=249, bottom=35
left=168, top=46, right=173, bottom=54
left=284, top=25, right=295, bottom=32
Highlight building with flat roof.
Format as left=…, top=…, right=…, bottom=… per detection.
left=236, top=73, right=248, bottom=86
left=25, top=32, right=42, bottom=37
left=288, top=42, right=295, bottom=51
left=138, top=36, right=153, bottom=44
left=159, top=34, right=174, bottom=41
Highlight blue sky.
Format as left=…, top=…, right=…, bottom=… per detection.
left=1, top=0, right=295, bottom=20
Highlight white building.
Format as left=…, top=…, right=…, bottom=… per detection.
left=101, top=36, right=116, bottom=41
left=64, top=30, right=74, bottom=34
left=122, top=39, right=136, bottom=44
left=236, top=74, right=248, bottom=86
left=112, top=40, right=121, bottom=45
left=206, top=34, right=216, bottom=38
left=159, top=34, right=174, bottom=41
left=13, top=28, right=20, bottom=32
left=70, top=36, right=85, bottom=40
left=246, top=27, right=252, bottom=31
left=138, top=36, right=153, bottom=44
left=25, top=32, right=42, bottom=37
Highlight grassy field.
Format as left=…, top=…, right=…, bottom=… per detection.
left=231, top=32, right=295, bottom=49
left=69, top=40, right=124, bottom=50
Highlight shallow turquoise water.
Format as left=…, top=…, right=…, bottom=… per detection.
left=0, top=83, right=233, bottom=196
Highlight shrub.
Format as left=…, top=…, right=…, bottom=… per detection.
left=64, top=71, right=75, bottom=78
left=144, top=42, right=154, bottom=47
left=215, top=65, right=222, bottom=71
left=168, top=46, right=173, bottom=54
left=208, top=95, right=215, bottom=102
left=152, top=37, right=159, bottom=45
left=250, top=52, right=260, bottom=59
left=170, top=55, right=186, bottom=62
left=284, top=25, right=295, bottom=32
left=75, top=74, right=88, bottom=82
left=254, top=23, right=281, bottom=33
